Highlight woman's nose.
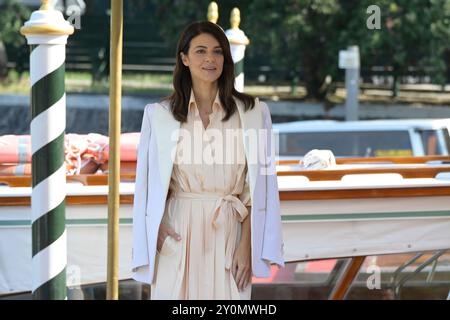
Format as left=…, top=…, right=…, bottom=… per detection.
left=205, top=52, right=214, bottom=62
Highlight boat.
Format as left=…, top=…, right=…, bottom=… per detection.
left=1, top=155, right=450, bottom=299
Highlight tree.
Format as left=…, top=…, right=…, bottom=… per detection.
left=363, top=0, right=450, bottom=95
left=246, top=0, right=347, bottom=99
left=246, top=0, right=450, bottom=99
left=0, top=0, right=30, bottom=80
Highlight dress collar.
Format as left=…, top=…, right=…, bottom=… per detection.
left=188, top=89, right=222, bottom=116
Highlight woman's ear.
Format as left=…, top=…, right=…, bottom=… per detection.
left=180, top=52, right=189, bottom=67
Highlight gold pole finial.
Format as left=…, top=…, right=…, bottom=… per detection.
left=207, top=2, right=219, bottom=24
left=21, top=0, right=74, bottom=36
left=40, top=0, right=52, bottom=10
left=230, top=8, right=241, bottom=29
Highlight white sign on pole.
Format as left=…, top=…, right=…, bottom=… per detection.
left=339, top=50, right=360, bottom=69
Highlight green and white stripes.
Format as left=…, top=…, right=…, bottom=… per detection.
left=232, top=47, right=245, bottom=92
left=30, top=43, right=67, bottom=300
left=20, top=3, right=73, bottom=300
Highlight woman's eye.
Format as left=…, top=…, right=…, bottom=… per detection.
left=196, top=49, right=205, bottom=54
left=214, top=50, right=223, bottom=55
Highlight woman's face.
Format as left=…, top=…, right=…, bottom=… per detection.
left=181, top=33, right=224, bottom=85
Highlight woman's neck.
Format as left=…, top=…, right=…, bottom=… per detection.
left=191, top=81, right=218, bottom=113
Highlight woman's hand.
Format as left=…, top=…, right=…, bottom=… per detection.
left=231, top=240, right=252, bottom=292
left=157, top=223, right=181, bottom=252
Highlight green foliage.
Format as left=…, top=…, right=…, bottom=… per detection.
left=246, top=0, right=450, bottom=98
left=0, top=0, right=30, bottom=48
left=102, top=1, right=450, bottom=99
left=370, top=0, right=450, bottom=85
left=2, top=0, right=449, bottom=98
left=0, top=0, right=30, bottom=77
left=247, top=0, right=359, bottom=98
left=151, top=0, right=255, bottom=52
left=101, top=0, right=450, bottom=99
left=150, top=0, right=370, bottom=98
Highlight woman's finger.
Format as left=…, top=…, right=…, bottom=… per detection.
left=157, top=236, right=164, bottom=251
left=242, top=268, right=251, bottom=290
left=231, top=257, right=238, bottom=280
left=239, top=269, right=248, bottom=291
left=157, top=228, right=170, bottom=251
left=156, top=239, right=161, bottom=252
left=235, top=265, right=245, bottom=290
left=241, top=271, right=247, bottom=290
left=166, top=226, right=181, bottom=240
left=243, top=272, right=251, bottom=290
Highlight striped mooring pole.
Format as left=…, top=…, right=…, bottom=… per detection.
left=20, top=0, right=74, bottom=299
left=225, top=8, right=249, bottom=93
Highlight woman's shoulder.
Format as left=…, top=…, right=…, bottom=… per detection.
left=143, top=100, right=171, bottom=116
left=247, top=96, right=269, bottom=117
left=256, top=98, right=269, bottom=111
left=255, top=98, right=271, bottom=124
left=233, top=95, right=266, bottom=109
left=233, top=95, right=269, bottom=117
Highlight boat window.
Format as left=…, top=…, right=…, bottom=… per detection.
left=346, top=250, right=450, bottom=300
left=277, top=131, right=413, bottom=157
left=418, top=129, right=444, bottom=155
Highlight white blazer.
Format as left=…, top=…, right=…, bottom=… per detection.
left=131, top=98, right=285, bottom=284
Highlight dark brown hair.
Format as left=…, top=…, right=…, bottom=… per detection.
left=167, top=21, right=255, bottom=123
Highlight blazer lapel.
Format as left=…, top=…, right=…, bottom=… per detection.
left=152, top=103, right=181, bottom=193
left=236, top=98, right=263, bottom=202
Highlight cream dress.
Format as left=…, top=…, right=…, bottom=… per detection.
left=150, top=92, right=252, bottom=300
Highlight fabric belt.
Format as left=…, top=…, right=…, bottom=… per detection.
left=173, top=191, right=248, bottom=269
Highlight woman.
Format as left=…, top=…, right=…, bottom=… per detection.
left=131, top=21, right=284, bottom=300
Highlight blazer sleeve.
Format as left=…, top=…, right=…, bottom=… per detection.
left=238, top=167, right=251, bottom=207
left=260, top=101, right=285, bottom=268
left=131, top=103, right=152, bottom=271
